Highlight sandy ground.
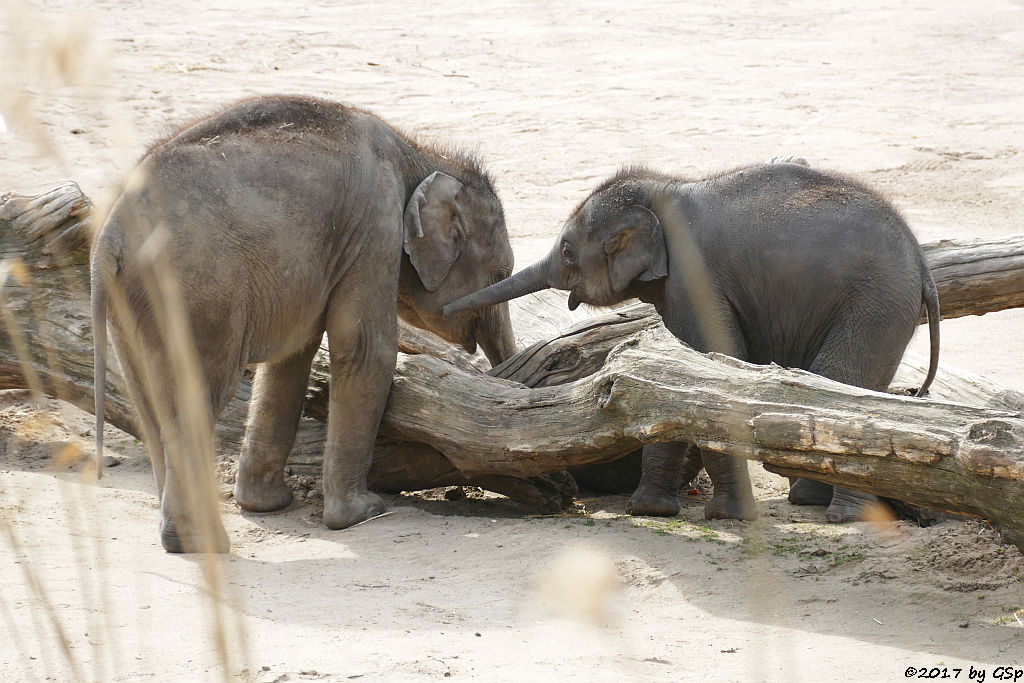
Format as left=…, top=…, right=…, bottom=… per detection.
left=2, top=1, right=1024, bottom=681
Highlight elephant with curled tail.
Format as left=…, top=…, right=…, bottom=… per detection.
left=444, top=159, right=940, bottom=524
left=92, top=95, right=517, bottom=553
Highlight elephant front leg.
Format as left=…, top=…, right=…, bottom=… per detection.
left=235, top=336, right=322, bottom=512
left=826, top=487, right=881, bottom=523
left=788, top=477, right=835, bottom=506
left=627, top=442, right=686, bottom=516
left=320, top=309, right=395, bottom=530
left=702, top=451, right=758, bottom=521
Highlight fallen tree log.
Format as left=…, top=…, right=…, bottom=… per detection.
left=381, top=325, right=1024, bottom=541
left=3, top=183, right=1024, bottom=546
left=922, top=234, right=1024, bottom=320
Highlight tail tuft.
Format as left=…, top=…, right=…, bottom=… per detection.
left=915, top=265, right=941, bottom=398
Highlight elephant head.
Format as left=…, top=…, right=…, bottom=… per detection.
left=442, top=184, right=668, bottom=317
left=401, top=170, right=517, bottom=366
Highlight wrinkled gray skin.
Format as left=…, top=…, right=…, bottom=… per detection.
left=444, top=161, right=940, bottom=523
left=92, top=95, right=516, bottom=553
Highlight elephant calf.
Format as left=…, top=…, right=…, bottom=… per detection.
left=92, top=95, right=517, bottom=552
left=444, top=161, right=940, bottom=523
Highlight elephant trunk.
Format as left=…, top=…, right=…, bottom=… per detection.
left=442, top=258, right=553, bottom=318
left=475, top=301, right=517, bottom=366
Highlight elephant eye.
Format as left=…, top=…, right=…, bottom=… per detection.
left=561, top=241, right=576, bottom=266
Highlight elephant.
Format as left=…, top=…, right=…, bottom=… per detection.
left=443, top=160, right=940, bottom=523
left=91, top=95, right=517, bottom=553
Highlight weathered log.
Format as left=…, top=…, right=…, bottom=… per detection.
left=380, top=326, right=1024, bottom=546
left=922, top=235, right=1024, bottom=320
left=3, top=182, right=1024, bottom=546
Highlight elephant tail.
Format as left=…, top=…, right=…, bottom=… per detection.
left=90, top=222, right=121, bottom=480
left=916, top=264, right=941, bottom=398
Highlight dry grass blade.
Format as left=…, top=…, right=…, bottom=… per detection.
left=1, top=7, right=249, bottom=679
left=649, top=191, right=738, bottom=357
left=0, top=588, right=43, bottom=683
left=0, top=511, right=85, bottom=680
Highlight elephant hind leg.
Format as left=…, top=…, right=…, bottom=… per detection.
left=114, top=323, right=235, bottom=553
left=804, top=309, right=915, bottom=524
left=825, top=487, right=883, bottom=524
left=156, top=356, right=234, bottom=554
left=808, top=291, right=918, bottom=390
left=235, top=335, right=322, bottom=512
left=626, top=444, right=759, bottom=521
left=109, top=328, right=168, bottom=497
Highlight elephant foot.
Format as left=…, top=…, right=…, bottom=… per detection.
left=704, top=490, right=758, bottom=521
left=323, top=490, right=387, bottom=530
left=826, top=487, right=881, bottom=523
left=700, top=452, right=757, bottom=521
left=626, top=486, right=680, bottom=517
left=160, top=517, right=230, bottom=554
left=234, top=474, right=293, bottom=513
left=886, top=499, right=945, bottom=527
left=788, top=478, right=834, bottom=506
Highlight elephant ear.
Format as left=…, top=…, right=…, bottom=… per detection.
left=403, top=171, right=466, bottom=292
left=603, top=205, right=668, bottom=294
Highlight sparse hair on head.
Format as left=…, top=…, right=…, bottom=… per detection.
left=572, top=163, right=678, bottom=217
left=414, top=138, right=498, bottom=195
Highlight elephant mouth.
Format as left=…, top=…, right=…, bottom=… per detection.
left=567, top=290, right=582, bottom=311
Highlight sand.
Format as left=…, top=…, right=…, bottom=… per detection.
left=1, top=0, right=1023, bottom=680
